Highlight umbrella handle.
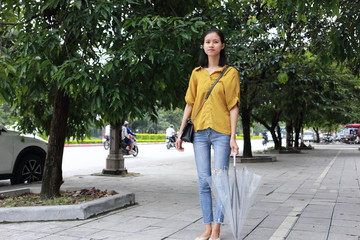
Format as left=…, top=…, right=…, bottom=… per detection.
left=233, top=153, right=236, bottom=167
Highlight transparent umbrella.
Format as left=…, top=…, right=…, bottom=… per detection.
left=209, top=155, right=262, bottom=240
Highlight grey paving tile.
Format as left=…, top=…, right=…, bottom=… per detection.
left=329, top=225, right=360, bottom=236
left=85, top=229, right=132, bottom=239
left=51, top=226, right=103, bottom=238
left=286, top=230, right=328, bottom=240
left=39, top=235, right=82, bottom=240
left=327, top=233, right=360, bottom=240
left=331, top=219, right=360, bottom=228
left=259, top=215, right=288, bottom=229
left=243, top=227, right=276, bottom=240
left=300, top=204, right=334, bottom=219
left=292, top=217, right=330, bottom=232
left=0, top=230, right=49, bottom=240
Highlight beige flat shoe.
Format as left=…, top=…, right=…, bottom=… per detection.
left=194, top=237, right=209, bottom=240
left=209, top=238, right=220, bottom=240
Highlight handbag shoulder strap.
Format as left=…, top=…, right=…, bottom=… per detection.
left=192, top=65, right=230, bottom=121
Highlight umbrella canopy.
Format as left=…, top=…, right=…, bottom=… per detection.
left=344, top=123, right=360, bottom=128
left=209, top=155, right=262, bottom=240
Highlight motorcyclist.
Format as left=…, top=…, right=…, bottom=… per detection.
left=121, top=121, right=136, bottom=153
left=104, top=124, right=110, bottom=141
left=262, top=131, right=268, bottom=145
left=166, top=124, right=177, bottom=143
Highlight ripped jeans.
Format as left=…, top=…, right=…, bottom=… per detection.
left=193, top=128, right=231, bottom=224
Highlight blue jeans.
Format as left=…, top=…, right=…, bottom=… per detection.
left=193, top=128, right=231, bottom=224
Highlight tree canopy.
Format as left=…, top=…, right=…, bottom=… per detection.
left=1, top=0, right=359, bottom=196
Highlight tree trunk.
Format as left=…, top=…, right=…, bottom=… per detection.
left=41, top=89, right=70, bottom=198
left=241, top=106, right=253, bottom=158
left=271, top=127, right=280, bottom=150
left=314, top=127, right=320, bottom=143
left=286, top=120, right=293, bottom=148
left=276, top=125, right=282, bottom=149
left=294, top=113, right=303, bottom=148
left=294, top=120, right=300, bottom=148
left=251, top=109, right=282, bottom=150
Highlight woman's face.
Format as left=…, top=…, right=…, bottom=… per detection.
left=203, top=32, right=224, bottom=57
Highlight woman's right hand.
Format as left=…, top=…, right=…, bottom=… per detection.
left=175, top=137, right=184, bottom=152
left=176, top=103, right=193, bottom=152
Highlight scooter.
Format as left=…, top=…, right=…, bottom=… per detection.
left=103, top=137, right=139, bottom=157
left=323, top=135, right=333, bottom=143
left=166, top=135, right=177, bottom=149
left=103, top=136, right=110, bottom=150
left=121, top=138, right=139, bottom=157
left=262, top=136, right=269, bottom=145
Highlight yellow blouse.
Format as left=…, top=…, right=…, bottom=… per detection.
left=185, top=65, right=240, bottom=135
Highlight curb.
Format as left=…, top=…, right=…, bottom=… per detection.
left=0, top=188, right=135, bottom=222
left=64, top=142, right=166, bottom=147
left=238, top=155, right=276, bottom=163
left=64, top=143, right=103, bottom=147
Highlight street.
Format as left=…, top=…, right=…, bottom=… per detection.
left=0, top=139, right=270, bottom=186
left=62, top=139, right=273, bottom=178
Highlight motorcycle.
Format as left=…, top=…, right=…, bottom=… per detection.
left=262, top=136, right=269, bottom=146
left=166, top=135, right=177, bottom=149
left=103, top=137, right=139, bottom=157
left=103, top=136, right=110, bottom=150
left=121, top=137, right=139, bottom=157
left=322, top=134, right=334, bottom=143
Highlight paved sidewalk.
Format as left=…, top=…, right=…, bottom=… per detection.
left=1, top=143, right=360, bottom=240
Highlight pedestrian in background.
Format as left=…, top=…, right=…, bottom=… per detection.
left=176, top=28, right=240, bottom=240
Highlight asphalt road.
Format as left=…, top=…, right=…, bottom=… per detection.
left=61, top=139, right=272, bottom=178
left=1, top=139, right=270, bottom=186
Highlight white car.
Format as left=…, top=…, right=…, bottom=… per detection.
left=0, top=125, right=47, bottom=184
left=302, top=131, right=315, bottom=142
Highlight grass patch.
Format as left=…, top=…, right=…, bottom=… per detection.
left=0, top=188, right=117, bottom=208
left=253, top=150, right=265, bottom=154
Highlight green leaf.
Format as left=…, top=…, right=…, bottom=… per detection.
left=75, top=0, right=82, bottom=10
left=5, top=63, right=16, bottom=75
left=277, top=72, right=289, bottom=84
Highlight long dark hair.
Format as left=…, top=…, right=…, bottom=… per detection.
left=198, top=28, right=228, bottom=67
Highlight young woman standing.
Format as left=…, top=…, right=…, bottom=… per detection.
left=176, top=29, right=240, bottom=240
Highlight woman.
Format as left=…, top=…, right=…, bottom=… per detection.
left=176, top=28, right=240, bottom=240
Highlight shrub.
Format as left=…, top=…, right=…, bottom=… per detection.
left=65, top=133, right=261, bottom=144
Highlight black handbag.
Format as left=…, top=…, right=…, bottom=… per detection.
left=181, top=118, right=194, bottom=142
left=181, top=66, right=229, bottom=143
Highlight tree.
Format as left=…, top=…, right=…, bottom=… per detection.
left=231, top=0, right=359, bottom=152
left=306, top=66, right=360, bottom=133
left=1, top=1, right=124, bottom=198
left=93, top=1, right=208, bottom=174
left=0, top=0, right=208, bottom=198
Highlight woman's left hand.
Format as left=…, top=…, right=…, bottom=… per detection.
left=230, top=138, right=239, bottom=156
left=176, top=137, right=184, bottom=152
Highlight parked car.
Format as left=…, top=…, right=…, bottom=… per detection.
left=302, top=131, right=315, bottom=142
left=322, top=133, right=334, bottom=143
left=0, top=125, right=47, bottom=184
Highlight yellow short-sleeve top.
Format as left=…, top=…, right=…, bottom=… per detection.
left=185, top=65, right=240, bottom=135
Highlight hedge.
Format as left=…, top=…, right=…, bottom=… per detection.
left=65, top=133, right=261, bottom=144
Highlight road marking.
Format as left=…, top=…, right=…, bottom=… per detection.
left=314, top=151, right=341, bottom=186
left=269, top=204, right=307, bottom=240
left=269, top=151, right=341, bottom=240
